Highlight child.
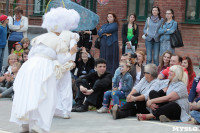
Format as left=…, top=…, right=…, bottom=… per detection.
left=97, top=60, right=133, bottom=113
left=0, top=15, right=9, bottom=71
left=0, top=62, right=21, bottom=98
left=12, top=42, right=24, bottom=61
left=21, top=49, right=29, bottom=64
left=125, top=41, right=135, bottom=55
left=21, top=37, right=30, bottom=50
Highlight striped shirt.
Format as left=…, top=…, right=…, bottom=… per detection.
left=134, top=77, right=160, bottom=100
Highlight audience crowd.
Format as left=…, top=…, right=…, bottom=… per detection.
left=0, top=5, right=199, bottom=125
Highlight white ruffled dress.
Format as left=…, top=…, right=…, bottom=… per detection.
left=10, top=31, right=77, bottom=132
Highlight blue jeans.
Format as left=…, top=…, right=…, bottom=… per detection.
left=190, top=111, right=200, bottom=123
left=188, top=78, right=200, bottom=102
left=102, top=90, right=126, bottom=107
left=0, top=48, right=5, bottom=71
left=145, top=39, right=160, bottom=66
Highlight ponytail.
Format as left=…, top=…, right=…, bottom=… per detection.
left=182, top=71, right=188, bottom=86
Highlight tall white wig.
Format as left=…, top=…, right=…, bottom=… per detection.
left=42, top=7, right=80, bottom=32
left=170, top=65, right=188, bottom=86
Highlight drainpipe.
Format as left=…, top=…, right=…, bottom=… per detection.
left=6, top=0, right=9, bottom=15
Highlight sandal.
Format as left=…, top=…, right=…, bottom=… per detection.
left=188, top=117, right=200, bottom=125
left=137, top=114, right=147, bottom=121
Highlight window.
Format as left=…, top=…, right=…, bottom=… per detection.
left=127, top=0, right=154, bottom=21
left=32, top=0, right=96, bottom=16
left=185, top=0, right=200, bottom=23
left=34, top=0, right=45, bottom=15
left=76, top=0, right=97, bottom=13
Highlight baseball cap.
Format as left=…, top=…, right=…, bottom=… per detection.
left=13, top=42, right=23, bottom=48
left=0, top=15, right=8, bottom=22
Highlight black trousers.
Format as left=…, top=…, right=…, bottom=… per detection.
left=117, top=93, right=149, bottom=119
left=149, top=90, right=181, bottom=120
left=75, top=80, right=104, bottom=108
left=122, top=45, right=125, bottom=54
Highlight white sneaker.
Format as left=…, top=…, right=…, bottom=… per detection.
left=63, top=114, right=70, bottom=119
left=30, top=125, right=42, bottom=133
left=97, top=106, right=108, bottom=113
left=20, top=124, right=29, bottom=133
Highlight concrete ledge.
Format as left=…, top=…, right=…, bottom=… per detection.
left=28, top=25, right=47, bottom=34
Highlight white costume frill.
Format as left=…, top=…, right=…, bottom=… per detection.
left=54, top=32, right=79, bottom=118
left=10, top=31, right=78, bottom=132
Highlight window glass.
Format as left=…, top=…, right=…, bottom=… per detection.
left=148, top=0, right=154, bottom=17
left=139, top=0, right=146, bottom=16
left=199, top=1, right=200, bottom=18
left=127, top=0, right=154, bottom=20
left=128, top=0, right=136, bottom=15
left=186, top=0, right=196, bottom=20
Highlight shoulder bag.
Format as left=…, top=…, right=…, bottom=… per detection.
left=142, top=17, right=150, bottom=40
left=94, top=36, right=101, bottom=49
left=170, top=23, right=184, bottom=48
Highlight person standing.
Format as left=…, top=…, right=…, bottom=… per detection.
left=7, top=6, right=28, bottom=54
left=77, top=28, right=97, bottom=51
left=122, top=14, right=138, bottom=54
left=98, top=13, right=119, bottom=76
left=143, top=6, right=163, bottom=66
left=10, top=7, right=80, bottom=133
left=0, top=15, right=9, bottom=71
left=158, top=9, right=177, bottom=56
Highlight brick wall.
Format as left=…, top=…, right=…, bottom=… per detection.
left=16, top=0, right=42, bottom=25
left=0, top=0, right=14, bottom=16
left=91, top=0, right=128, bottom=58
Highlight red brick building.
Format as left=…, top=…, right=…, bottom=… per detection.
left=2, top=0, right=200, bottom=65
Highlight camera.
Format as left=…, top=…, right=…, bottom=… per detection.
left=81, top=70, right=87, bottom=75
left=77, top=47, right=82, bottom=52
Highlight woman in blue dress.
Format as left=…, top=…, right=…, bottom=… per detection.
left=158, top=9, right=177, bottom=56
left=98, top=13, right=119, bottom=76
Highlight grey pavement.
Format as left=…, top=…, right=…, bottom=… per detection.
left=0, top=99, right=199, bottom=133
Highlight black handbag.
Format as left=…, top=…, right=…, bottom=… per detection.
left=94, top=37, right=101, bottom=49
left=170, top=24, right=184, bottom=48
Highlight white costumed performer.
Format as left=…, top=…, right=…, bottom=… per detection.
left=53, top=10, right=80, bottom=119
left=10, top=7, right=80, bottom=133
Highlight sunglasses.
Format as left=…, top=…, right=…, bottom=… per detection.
left=144, top=72, right=150, bottom=74
left=119, top=65, right=125, bottom=68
